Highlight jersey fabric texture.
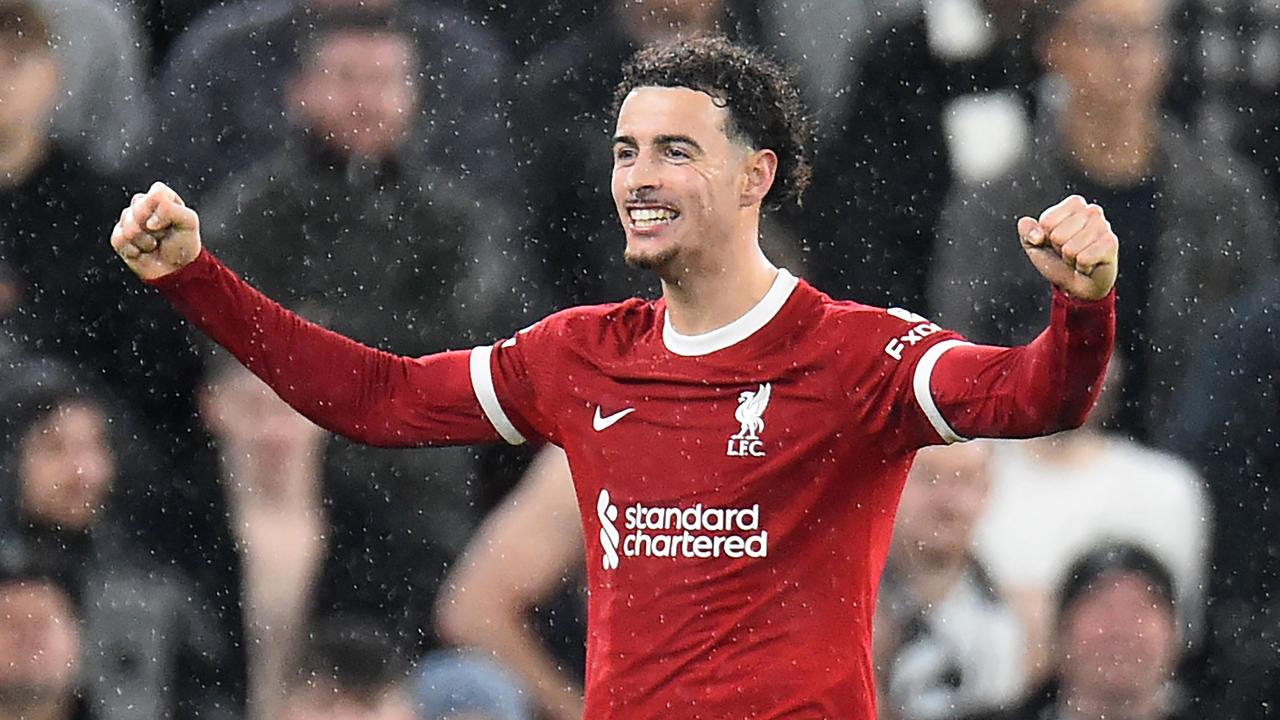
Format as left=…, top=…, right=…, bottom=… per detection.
left=150, top=251, right=1115, bottom=720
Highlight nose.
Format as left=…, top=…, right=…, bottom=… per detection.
left=622, top=148, right=663, bottom=195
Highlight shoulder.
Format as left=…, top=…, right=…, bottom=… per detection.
left=510, top=298, right=659, bottom=348
left=810, top=287, right=938, bottom=334
left=801, top=285, right=957, bottom=363
left=1162, top=127, right=1272, bottom=215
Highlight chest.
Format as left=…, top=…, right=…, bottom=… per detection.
left=556, top=355, right=862, bottom=505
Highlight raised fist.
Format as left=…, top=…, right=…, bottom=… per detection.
left=110, top=181, right=202, bottom=281
left=1018, top=194, right=1119, bottom=301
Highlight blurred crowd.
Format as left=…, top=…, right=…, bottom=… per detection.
left=0, top=0, right=1277, bottom=718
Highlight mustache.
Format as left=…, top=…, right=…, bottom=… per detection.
left=623, top=192, right=678, bottom=206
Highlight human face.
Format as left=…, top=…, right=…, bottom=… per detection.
left=201, top=367, right=326, bottom=479
left=0, top=40, right=58, bottom=140
left=1059, top=572, right=1177, bottom=708
left=896, top=443, right=991, bottom=560
left=1042, top=0, right=1170, bottom=111
left=19, top=402, right=114, bottom=531
left=290, top=31, right=417, bottom=159
left=611, top=86, right=755, bottom=274
left=0, top=580, right=80, bottom=706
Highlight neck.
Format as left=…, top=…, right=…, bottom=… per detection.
left=661, top=226, right=778, bottom=336
left=1061, top=99, right=1158, bottom=185
left=0, top=128, right=49, bottom=190
left=1060, top=683, right=1165, bottom=720
left=896, top=545, right=969, bottom=606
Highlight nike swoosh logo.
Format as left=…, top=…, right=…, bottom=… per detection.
left=593, top=406, right=635, bottom=432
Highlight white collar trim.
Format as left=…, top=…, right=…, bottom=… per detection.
left=662, top=269, right=799, bottom=357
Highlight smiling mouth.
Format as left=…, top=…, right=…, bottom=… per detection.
left=627, top=206, right=680, bottom=229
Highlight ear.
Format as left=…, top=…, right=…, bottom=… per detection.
left=740, top=148, right=778, bottom=208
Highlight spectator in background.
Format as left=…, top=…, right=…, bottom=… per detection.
left=282, top=620, right=418, bottom=720
left=877, top=442, right=1025, bottom=720
left=202, top=349, right=481, bottom=718
left=1161, top=272, right=1280, bottom=714
left=984, top=544, right=1191, bottom=720
left=0, top=0, right=203, bottom=456
left=154, top=0, right=516, bottom=222
left=929, top=0, right=1277, bottom=443
left=804, top=0, right=1041, bottom=312
left=204, top=8, right=534, bottom=355
left=515, top=0, right=797, bottom=306
left=201, top=350, right=329, bottom=720
left=284, top=619, right=530, bottom=720
left=971, top=363, right=1207, bottom=678
left=437, top=446, right=586, bottom=720
left=442, top=0, right=764, bottom=63
left=199, top=11, right=543, bottom=653
left=0, top=358, right=242, bottom=720
left=0, top=561, right=89, bottom=720
left=34, top=0, right=152, bottom=174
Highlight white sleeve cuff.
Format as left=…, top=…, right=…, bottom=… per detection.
left=469, top=345, right=527, bottom=445
left=912, top=339, right=971, bottom=444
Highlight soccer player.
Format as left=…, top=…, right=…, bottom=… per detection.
left=111, top=36, right=1116, bottom=720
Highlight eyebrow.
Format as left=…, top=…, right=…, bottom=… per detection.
left=611, top=134, right=705, bottom=153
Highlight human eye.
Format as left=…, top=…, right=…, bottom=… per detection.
left=665, top=146, right=692, bottom=161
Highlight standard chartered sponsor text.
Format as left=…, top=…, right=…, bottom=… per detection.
left=621, top=501, right=768, bottom=559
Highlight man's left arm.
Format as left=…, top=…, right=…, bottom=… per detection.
left=910, top=195, right=1117, bottom=444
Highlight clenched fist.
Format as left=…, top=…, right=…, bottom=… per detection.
left=110, top=182, right=202, bottom=281
left=1018, top=194, right=1118, bottom=301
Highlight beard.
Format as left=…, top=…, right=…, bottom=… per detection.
left=623, top=243, right=680, bottom=273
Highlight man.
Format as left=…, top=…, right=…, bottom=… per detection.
left=154, top=0, right=514, bottom=214
left=516, top=0, right=778, bottom=306
left=282, top=618, right=529, bottom=720
left=199, top=10, right=538, bottom=644
left=0, top=0, right=202, bottom=450
left=113, top=36, right=1117, bottom=719
left=805, top=0, right=1041, bottom=312
left=981, top=544, right=1190, bottom=720
left=0, top=358, right=242, bottom=720
left=0, top=562, right=89, bottom=720
left=877, top=443, right=1025, bottom=720
left=280, top=620, right=418, bottom=720
left=973, top=362, right=1208, bottom=675
left=928, top=0, right=1276, bottom=442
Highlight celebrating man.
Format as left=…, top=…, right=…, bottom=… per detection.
left=112, top=36, right=1116, bottom=720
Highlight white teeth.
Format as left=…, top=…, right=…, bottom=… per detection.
left=629, top=207, right=678, bottom=228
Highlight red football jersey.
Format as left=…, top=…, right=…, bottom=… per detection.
left=152, top=252, right=1113, bottom=720
left=473, top=269, right=962, bottom=719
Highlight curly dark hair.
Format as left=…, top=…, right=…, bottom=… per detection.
left=613, top=35, right=815, bottom=210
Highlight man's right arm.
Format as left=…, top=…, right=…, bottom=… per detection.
left=111, top=182, right=505, bottom=448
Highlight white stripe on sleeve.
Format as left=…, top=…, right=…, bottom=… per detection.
left=469, top=345, right=527, bottom=445
left=912, top=339, right=972, bottom=445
